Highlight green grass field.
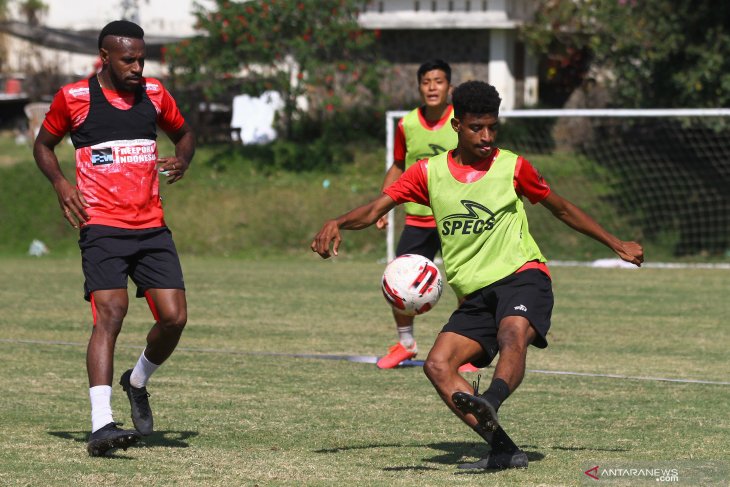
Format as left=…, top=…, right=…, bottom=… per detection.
left=1, top=256, right=728, bottom=486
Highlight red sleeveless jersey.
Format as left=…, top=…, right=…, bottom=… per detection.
left=43, top=77, right=186, bottom=229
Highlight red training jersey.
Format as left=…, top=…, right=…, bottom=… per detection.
left=43, top=77, right=186, bottom=229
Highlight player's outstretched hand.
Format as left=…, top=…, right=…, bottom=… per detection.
left=375, top=214, right=388, bottom=230
left=311, top=220, right=342, bottom=259
left=157, top=157, right=189, bottom=184
left=615, top=240, right=644, bottom=267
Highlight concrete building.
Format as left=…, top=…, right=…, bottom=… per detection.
left=1, top=0, right=538, bottom=108
left=0, top=0, right=205, bottom=80
left=360, top=0, right=539, bottom=109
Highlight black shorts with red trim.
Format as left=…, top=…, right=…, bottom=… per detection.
left=441, top=269, right=554, bottom=368
left=396, top=224, right=440, bottom=261
left=78, top=224, right=185, bottom=301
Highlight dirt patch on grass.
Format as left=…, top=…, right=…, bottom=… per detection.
left=0, top=155, right=23, bottom=167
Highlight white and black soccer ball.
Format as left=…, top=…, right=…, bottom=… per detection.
left=381, top=254, right=443, bottom=316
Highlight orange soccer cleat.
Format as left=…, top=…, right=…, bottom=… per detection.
left=376, top=342, right=418, bottom=369
left=458, top=363, right=480, bottom=373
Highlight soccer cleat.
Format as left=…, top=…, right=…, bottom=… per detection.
left=376, top=342, right=418, bottom=369
left=458, top=363, right=479, bottom=373
left=457, top=449, right=529, bottom=470
left=119, top=369, right=153, bottom=436
left=86, top=422, right=140, bottom=457
left=452, top=391, right=500, bottom=432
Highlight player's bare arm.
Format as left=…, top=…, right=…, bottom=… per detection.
left=159, top=122, right=195, bottom=184
left=540, top=190, right=644, bottom=266
left=312, top=194, right=397, bottom=258
left=376, top=160, right=405, bottom=229
left=33, top=126, right=90, bottom=228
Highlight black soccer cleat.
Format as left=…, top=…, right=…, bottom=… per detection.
left=452, top=391, right=500, bottom=432
left=120, top=369, right=153, bottom=436
left=86, top=422, right=140, bottom=457
left=458, top=449, right=529, bottom=470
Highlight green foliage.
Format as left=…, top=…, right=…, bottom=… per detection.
left=522, top=0, right=730, bottom=108
left=262, top=104, right=384, bottom=172
left=16, top=0, right=48, bottom=25
left=0, top=137, right=78, bottom=256
left=166, top=0, right=385, bottom=139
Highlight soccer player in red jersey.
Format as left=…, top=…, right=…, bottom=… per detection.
left=33, top=20, right=195, bottom=456
left=312, top=81, right=643, bottom=469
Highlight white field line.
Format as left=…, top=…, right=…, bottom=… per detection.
left=2, top=338, right=729, bottom=386
left=549, top=259, right=730, bottom=270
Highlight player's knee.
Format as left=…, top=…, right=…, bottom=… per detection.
left=423, top=355, right=450, bottom=383
left=158, top=309, right=187, bottom=333
left=94, top=302, right=127, bottom=332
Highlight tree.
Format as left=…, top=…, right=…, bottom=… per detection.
left=0, top=0, right=8, bottom=71
left=166, top=0, right=384, bottom=139
left=522, top=1, right=730, bottom=257
left=17, top=0, right=47, bottom=26
left=521, top=0, right=730, bottom=108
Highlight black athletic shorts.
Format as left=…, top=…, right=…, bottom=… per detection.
left=78, top=224, right=185, bottom=301
left=441, top=269, right=553, bottom=368
left=396, top=224, right=440, bottom=261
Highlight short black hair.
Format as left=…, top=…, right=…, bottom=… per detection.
left=452, top=81, right=501, bottom=118
left=98, top=20, right=144, bottom=49
left=417, top=59, right=451, bottom=83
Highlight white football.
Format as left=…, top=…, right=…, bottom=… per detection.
left=381, top=254, right=443, bottom=316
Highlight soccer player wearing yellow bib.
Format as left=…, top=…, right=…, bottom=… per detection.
left=375, top=60, right=459, bottom=369
left=311, top=81, right=643, bottom=470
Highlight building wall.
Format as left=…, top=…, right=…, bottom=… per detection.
left=360, top=0, right=539, bottom=109
left=8, top=0, right=205, bottom=35
left=2, top=0, right=539, bottom=107
left=376, top=29, right=536, bottom=109
left=377, top=29, right=491, bottom=106
left=360, top=0, right=535, bottom=28
left=2, top=0, right=207, bottom=81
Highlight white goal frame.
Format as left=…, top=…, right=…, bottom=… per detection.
left=384, top=108, right=730, bottom=264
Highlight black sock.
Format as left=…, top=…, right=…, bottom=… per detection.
left=473, top=424, right=518, bottom=453
left=480, top=378, right=510, bottom=411
left=490, top=427, right=518, bottom=453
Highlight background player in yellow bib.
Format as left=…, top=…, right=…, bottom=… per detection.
left=375, top=60, right=465, bottom=369
left=311, top=80, right=643, bottom=469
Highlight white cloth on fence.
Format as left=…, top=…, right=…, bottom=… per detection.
left=230, top=91, right=284, bottom=145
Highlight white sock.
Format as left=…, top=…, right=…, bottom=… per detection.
left=130, top=351, right=160, bottom=388
left=397, top=326, right=415, bottom=349
left=90, top=385, right=113, bottom=433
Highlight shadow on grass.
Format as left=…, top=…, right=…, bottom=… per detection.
left=48, top=430, right=199, bottom=448
left=315, top=440, right=546, bottom=470
left=314, top=442, right=417, bottom=454
left=520, top=444, right=630, bottom=452
left=315, top=440, right=623, bottom=459
left=425, top=441, right=545, bottom=465
left=383, top=465, right=440, bottom=472
left=437, top=442, right=547, bottom=476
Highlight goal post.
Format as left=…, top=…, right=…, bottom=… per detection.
left=385, top=110, right=408, bottom=263
left=384, top=108, right=730, bottom=263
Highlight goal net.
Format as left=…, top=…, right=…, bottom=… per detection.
left=384, top=109, right=730, bottom=264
